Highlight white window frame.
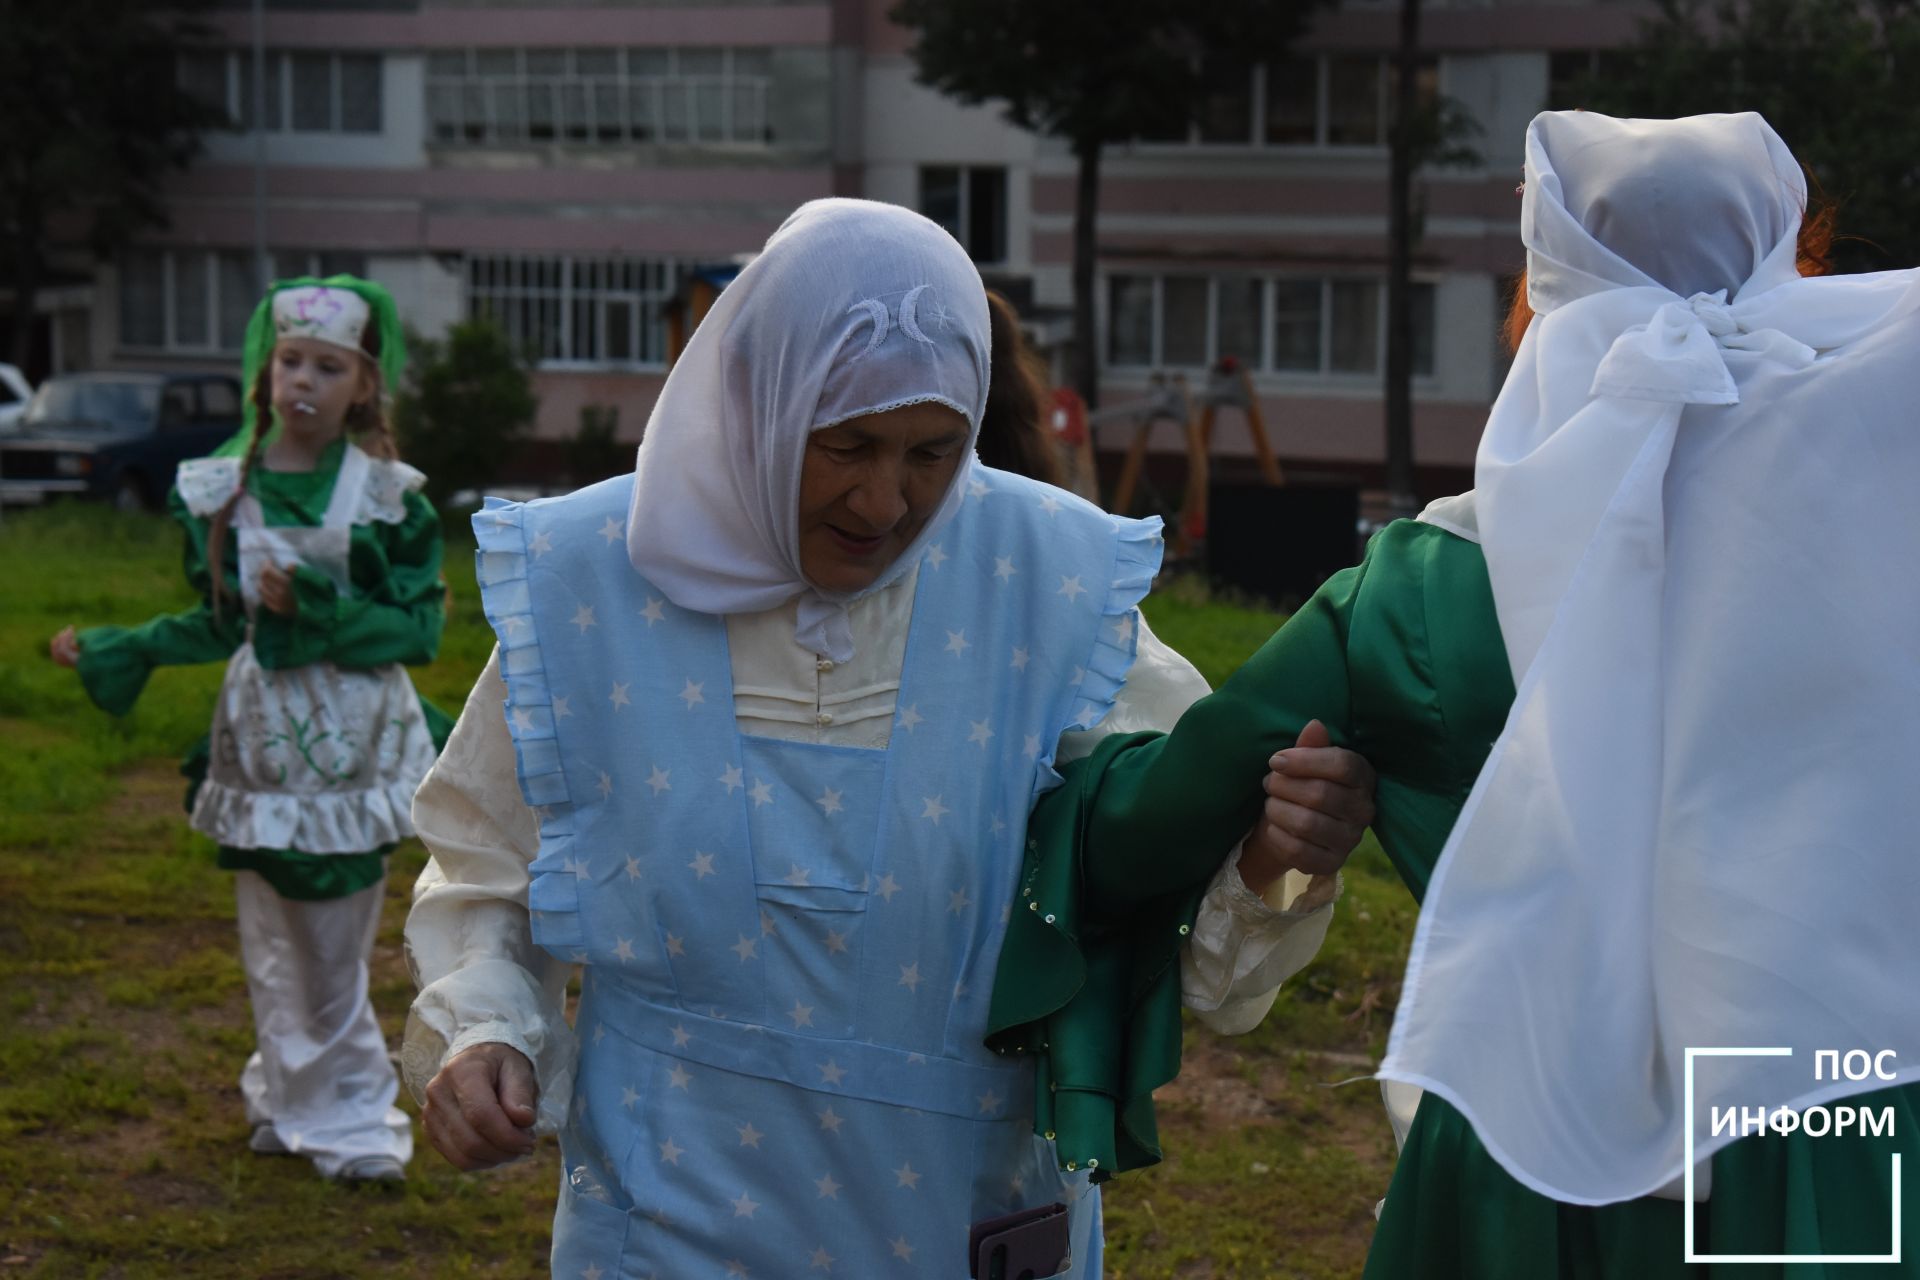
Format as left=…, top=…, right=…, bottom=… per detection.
left=115, top=249, right=239, bottom=355
left=466, top=253, right=684, bottom=371
left=429, top=48, right=771, bottom=149
left=180, top=49, right=382, bottom=135
left=1135, top=53, right=1439, bottom=151
left=119, top=248, right=369, bottom=355
left=918, top=165, right=1009, bottom=266
left=1103, top=270, right=1440, bottom=381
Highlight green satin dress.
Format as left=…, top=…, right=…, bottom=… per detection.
left=74, top=439, right=454, bottom=901
left=990, top=518, right=1917, bottom=1276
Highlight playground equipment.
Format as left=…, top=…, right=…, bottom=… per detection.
left=1099, top=357, right=1284, bottom=553
left=1180, top=356, right=1284, bottom=547
left=1098, top=372, right=1192, bottom=525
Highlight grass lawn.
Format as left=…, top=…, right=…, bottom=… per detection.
left=0, top=504, right=1415, bottom=1279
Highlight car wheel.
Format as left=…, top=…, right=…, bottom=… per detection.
left=112, top=473, right=148, bottom=513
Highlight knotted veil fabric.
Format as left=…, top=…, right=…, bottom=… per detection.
left=1378, top=112, right=1920, bottom=1204
left=626, top=198, right=991, bottom=662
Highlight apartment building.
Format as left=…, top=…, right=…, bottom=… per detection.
left=73, top=0, right=1644, bottom=492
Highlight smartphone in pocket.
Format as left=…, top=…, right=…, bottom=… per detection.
left=968, top=1201, right=1071, bottom=1279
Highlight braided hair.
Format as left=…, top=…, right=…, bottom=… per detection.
left=204, top=319, right=402, bottom=620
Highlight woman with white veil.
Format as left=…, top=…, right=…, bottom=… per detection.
left=400, top=199, right=1377, bottom=1277
left=1002, top=111, right=1920, bottom=1275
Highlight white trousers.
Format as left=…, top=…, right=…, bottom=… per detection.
left=234, top=871, right=412, bottom=1176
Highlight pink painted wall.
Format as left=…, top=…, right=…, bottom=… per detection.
left=530, top=369, right=668, bottom=443
left=140, top=204, right=427, bottom=251
left=1032, top=230, right=1524, bottom=277
left=1091, top=390, right=1487, bottom=469
left=424, top=211, right=779, bottom=256
left=203, top=7, right=833, bottom=50
left=1031, top=174, right=1518, bottom=221
left=167, top=165, right=834, bottom=207
left=861, top=0, right=915, bottom=55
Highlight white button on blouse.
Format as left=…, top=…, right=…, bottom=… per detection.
left=728, top=565, right=919, bottom=749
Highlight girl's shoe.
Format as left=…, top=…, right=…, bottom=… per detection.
left=248, top=1123, right=290, bottom=1155
left=334, top=1155, right=406, bottom=1184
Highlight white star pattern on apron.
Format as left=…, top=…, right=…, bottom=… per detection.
left=475, top=465, right=1161, bottom=1277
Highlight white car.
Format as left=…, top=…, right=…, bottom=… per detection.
left=0, top=364, right=33, bottom=433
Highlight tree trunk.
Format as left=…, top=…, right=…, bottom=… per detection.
left=1071, top=136, right=1102, bottom=410
left=1383, top=0, right=1423, bottom=517
left=8, top=207, right=42, bottom=376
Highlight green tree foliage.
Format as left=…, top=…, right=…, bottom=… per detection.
left=1574, top=0, right=1920, bottom=272
left=889, top=0, right=1326, bottom=405
left=0, top=0, right=224, bottom=369
left=392, top=320, right=538, bottom=507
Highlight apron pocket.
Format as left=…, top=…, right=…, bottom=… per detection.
left=550, top=1180, right=641, bottom=1280
left=738, top=738, right=888, bottom=896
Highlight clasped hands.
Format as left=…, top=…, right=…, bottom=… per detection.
left=422, top=719, right=1376, bottom=1173
left=1236, top=719, right=1376, bottom=898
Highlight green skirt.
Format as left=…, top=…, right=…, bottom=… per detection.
left=1365, top=1084, right=1920, bottom=1278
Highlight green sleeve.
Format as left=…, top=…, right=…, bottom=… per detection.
left=985, top=535, right=1371, bottom=1180
left=74, top=491, right=244, bottom=716
left=252, top=491, right=446, bottom=670
left=1081, top=546, right=1365, bottom=913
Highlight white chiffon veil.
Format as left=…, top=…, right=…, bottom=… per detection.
left=1381, top=111, right=1920, bottom=1205
left=625, top=198, right=990, bottom=663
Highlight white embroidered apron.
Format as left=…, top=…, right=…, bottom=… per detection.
left=192, top=446, right=436, bottom=854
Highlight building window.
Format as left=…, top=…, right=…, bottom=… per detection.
left=120, top=249, right=370, bottom=354
left=1325, top=57, right=1385, bottom=147
left=919, top=166, right=1007, bottom=265
left=1264, top=57, right=1318, bottom=146
left=1161, top=276, right=1211, bottom=368
left=468, top=255, right=683, bottom=369
left=429, top=48, right=772, bottom=147
left=1141, top=54, right=1436, bottom=149
left=1105, top=272, right=1437, bottom=379
left=1108, top=276, right=1156, bottom=368
left=177, top=49, right=382, bottom=134
left=1197, top=52, right=1257, bottom=144
left=272, top=250, right=371, bottom=284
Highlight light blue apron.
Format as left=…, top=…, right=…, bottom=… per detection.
left=475, top=465, right=1160, bottom=1278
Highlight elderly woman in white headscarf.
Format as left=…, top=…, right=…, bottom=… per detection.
left=399, top=199, right=1377, bottom=1278
left=1016, top=112, right=1920, bottom=1276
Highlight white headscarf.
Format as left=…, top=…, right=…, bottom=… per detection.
left=626, top=198, right=990, bottom=662
left=1380, top=112, right=1920, bottom=1205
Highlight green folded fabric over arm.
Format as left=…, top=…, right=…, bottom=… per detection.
left=1083, top=557, right=1366, bottom=910
left=986, top=731, right=1201, bottom=1179
left=987, top=545, right=1379, bottom=1181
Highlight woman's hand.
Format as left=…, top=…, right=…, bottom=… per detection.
left=49, top=625, right=80, bottom=669
left=257, top=563, right=298, bottom=617
left=422, top=1041, right=540, bottom=1171
left=1237, top=719, right=1377, bottom=896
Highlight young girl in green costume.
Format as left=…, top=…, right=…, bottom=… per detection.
left=993, top=113, right=1919, bottom=1276
left=49, top=276, right=451, bottom=1184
